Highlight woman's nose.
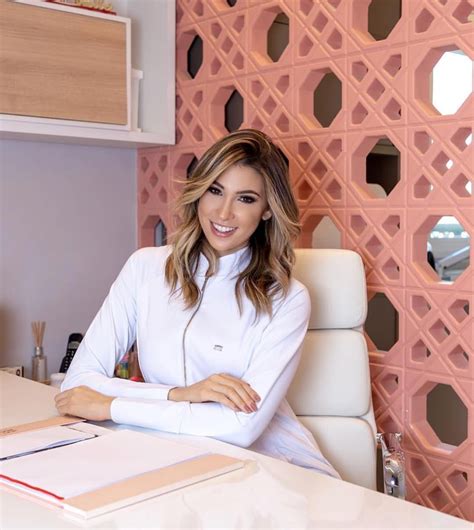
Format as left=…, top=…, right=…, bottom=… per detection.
left=217, top=198, right=234, bottom=221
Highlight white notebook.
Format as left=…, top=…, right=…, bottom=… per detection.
left=0, top=429, right=245, bottom=518
left=0, top=429, right=208, bottom=499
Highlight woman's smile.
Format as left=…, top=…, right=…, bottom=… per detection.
left=210, top=221, right=237, bottom=237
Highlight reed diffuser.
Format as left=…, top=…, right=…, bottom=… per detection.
left=31, top=321, right=47, bottom=383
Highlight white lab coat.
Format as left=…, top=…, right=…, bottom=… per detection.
left=63, top=245, right=340, bottom=478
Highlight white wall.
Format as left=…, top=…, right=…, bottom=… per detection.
left=0, top=140, right=137, bottom=377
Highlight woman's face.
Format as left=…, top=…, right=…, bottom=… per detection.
left=197, top=164, right=272, bottom=257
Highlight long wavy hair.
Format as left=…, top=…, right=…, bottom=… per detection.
left=165, top=129, right=300, bottom=317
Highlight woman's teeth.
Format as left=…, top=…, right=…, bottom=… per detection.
left=212, top=222, right=236, bottom=233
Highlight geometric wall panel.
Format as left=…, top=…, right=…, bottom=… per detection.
left=138, top=0, right=474, bottom=521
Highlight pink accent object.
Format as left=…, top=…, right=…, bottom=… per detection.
left=138, top=0, right=473, bottom=521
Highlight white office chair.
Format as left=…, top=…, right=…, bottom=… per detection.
left=288, top=248, right=378, bottom=490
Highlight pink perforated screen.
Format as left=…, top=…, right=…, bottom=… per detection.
left=137, top=0, right=473, bottom=520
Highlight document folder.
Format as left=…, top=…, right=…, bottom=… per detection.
left=0, top=422, right=245, bottom=519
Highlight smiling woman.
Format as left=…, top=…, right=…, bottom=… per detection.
left=197, top=164, right=271, bottom=258
left=58, top=129, right=341, bottom=479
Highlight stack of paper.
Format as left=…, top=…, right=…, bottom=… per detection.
left=0, top=429, right=245, bottom=518
left=0, top=425, right=95, bottom=460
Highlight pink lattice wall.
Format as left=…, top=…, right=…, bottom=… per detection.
left=137, top=0, right=473, bottom=521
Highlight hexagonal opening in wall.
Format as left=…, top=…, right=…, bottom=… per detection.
left=267, top=12, right=290, bottom=62
left=367, top=0, right=402, bottom=41
left=154, top=220, right=168, bottom=247
left=353, top=136, right=401, bottom=199
left=224, top=90, right=244, bottom=132
left=431, top=49, right=472, bottom=115
left=366, top=137, right=401, bottom=197
left=366, top=292, right=399, bottom=353
left=187, top=34, right=203, bottom=79
left=313, top=72, right=342, bottom=127
left=415, top=46, right=473, bottom=116
left=312, top=216, right=342, bottom=249
left=252, top=7, right=290, bottom=64
left=427, top=384, right=468, bottom=447
left=415, top=216, right=471, bottom=283
left=299, top=68, right=342, bottom=129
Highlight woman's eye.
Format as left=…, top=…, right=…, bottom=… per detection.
left=208, top=186, right=221, bottom=195
left=239, top=195, right=256, bottom=204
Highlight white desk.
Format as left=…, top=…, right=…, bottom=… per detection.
left=0, top=372, right=471, bottom=529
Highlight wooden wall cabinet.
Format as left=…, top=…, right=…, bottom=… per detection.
left=0, top=0, right=129, bottom=126
left=0, top=0, right=175, bottom=147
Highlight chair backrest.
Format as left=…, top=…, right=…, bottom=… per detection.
left=287, top=248, right=377, bottom=490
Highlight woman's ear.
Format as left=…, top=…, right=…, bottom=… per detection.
left=262, top=210, right=272, bottom=221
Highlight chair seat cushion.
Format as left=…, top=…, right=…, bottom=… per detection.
left=299, top=416, right=377, bottom=490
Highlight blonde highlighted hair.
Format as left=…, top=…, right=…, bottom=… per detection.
left=165, top=129, right=300, bottom=317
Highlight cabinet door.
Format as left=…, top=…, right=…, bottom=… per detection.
left=0, top=0, right=128, bottom=126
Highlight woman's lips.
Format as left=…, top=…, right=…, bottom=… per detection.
left=210, top=221, right=237, bottom=238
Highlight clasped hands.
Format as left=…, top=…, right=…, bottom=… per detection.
left=55, top=373, right=260, bottom=421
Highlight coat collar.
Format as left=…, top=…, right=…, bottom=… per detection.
left=196, top=246, right=251, bottom=278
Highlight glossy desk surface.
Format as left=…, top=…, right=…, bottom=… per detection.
left=0, top=372, right=471, bottom=529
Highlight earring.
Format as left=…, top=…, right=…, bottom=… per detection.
left=262, top=212, right=271, bottom=221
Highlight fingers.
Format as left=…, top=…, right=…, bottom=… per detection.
left=208, top=374, right=260, bottom=413
left=53, top=386, right=113, bottom=421
left=219, top=374, right=261, bottom=402
left=209, top=382, right=252, bottom=413
left=206, top=391, right=240, bottom=413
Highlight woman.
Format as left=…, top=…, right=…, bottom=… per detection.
left=57, top=129, right=340, bottom=478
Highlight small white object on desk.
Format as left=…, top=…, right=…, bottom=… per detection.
left=49, top=373, right=65, bottom=389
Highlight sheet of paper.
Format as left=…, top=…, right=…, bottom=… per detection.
left=0, top=429, right=208, bottom=499
left=0, top=425, right=95, bottom=460
left=65, top=422, right=113, bottom=437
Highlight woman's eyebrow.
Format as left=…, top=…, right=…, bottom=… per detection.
left=213, top=181, right=261, bottom=197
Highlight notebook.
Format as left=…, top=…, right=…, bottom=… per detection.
left=0, top=428, right=245, bottom=519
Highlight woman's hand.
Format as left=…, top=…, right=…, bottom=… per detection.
left=54, top=386, right=114, bottom=421
left=168, top=374, right=261, bottom=413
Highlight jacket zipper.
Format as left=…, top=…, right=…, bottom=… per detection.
left=181, top=276, right=209, bottom=387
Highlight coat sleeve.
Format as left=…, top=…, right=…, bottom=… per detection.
left=61, top=248, right=174, bottom=401
left=110, top=285, right=311, bottom=447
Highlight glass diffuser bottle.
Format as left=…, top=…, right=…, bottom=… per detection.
left=31, top=321, right=47, bottom=383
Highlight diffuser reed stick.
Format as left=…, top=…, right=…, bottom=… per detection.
left=31, top=321, right=46, bottom=350
left=31, top=321, right=47, bottom=382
